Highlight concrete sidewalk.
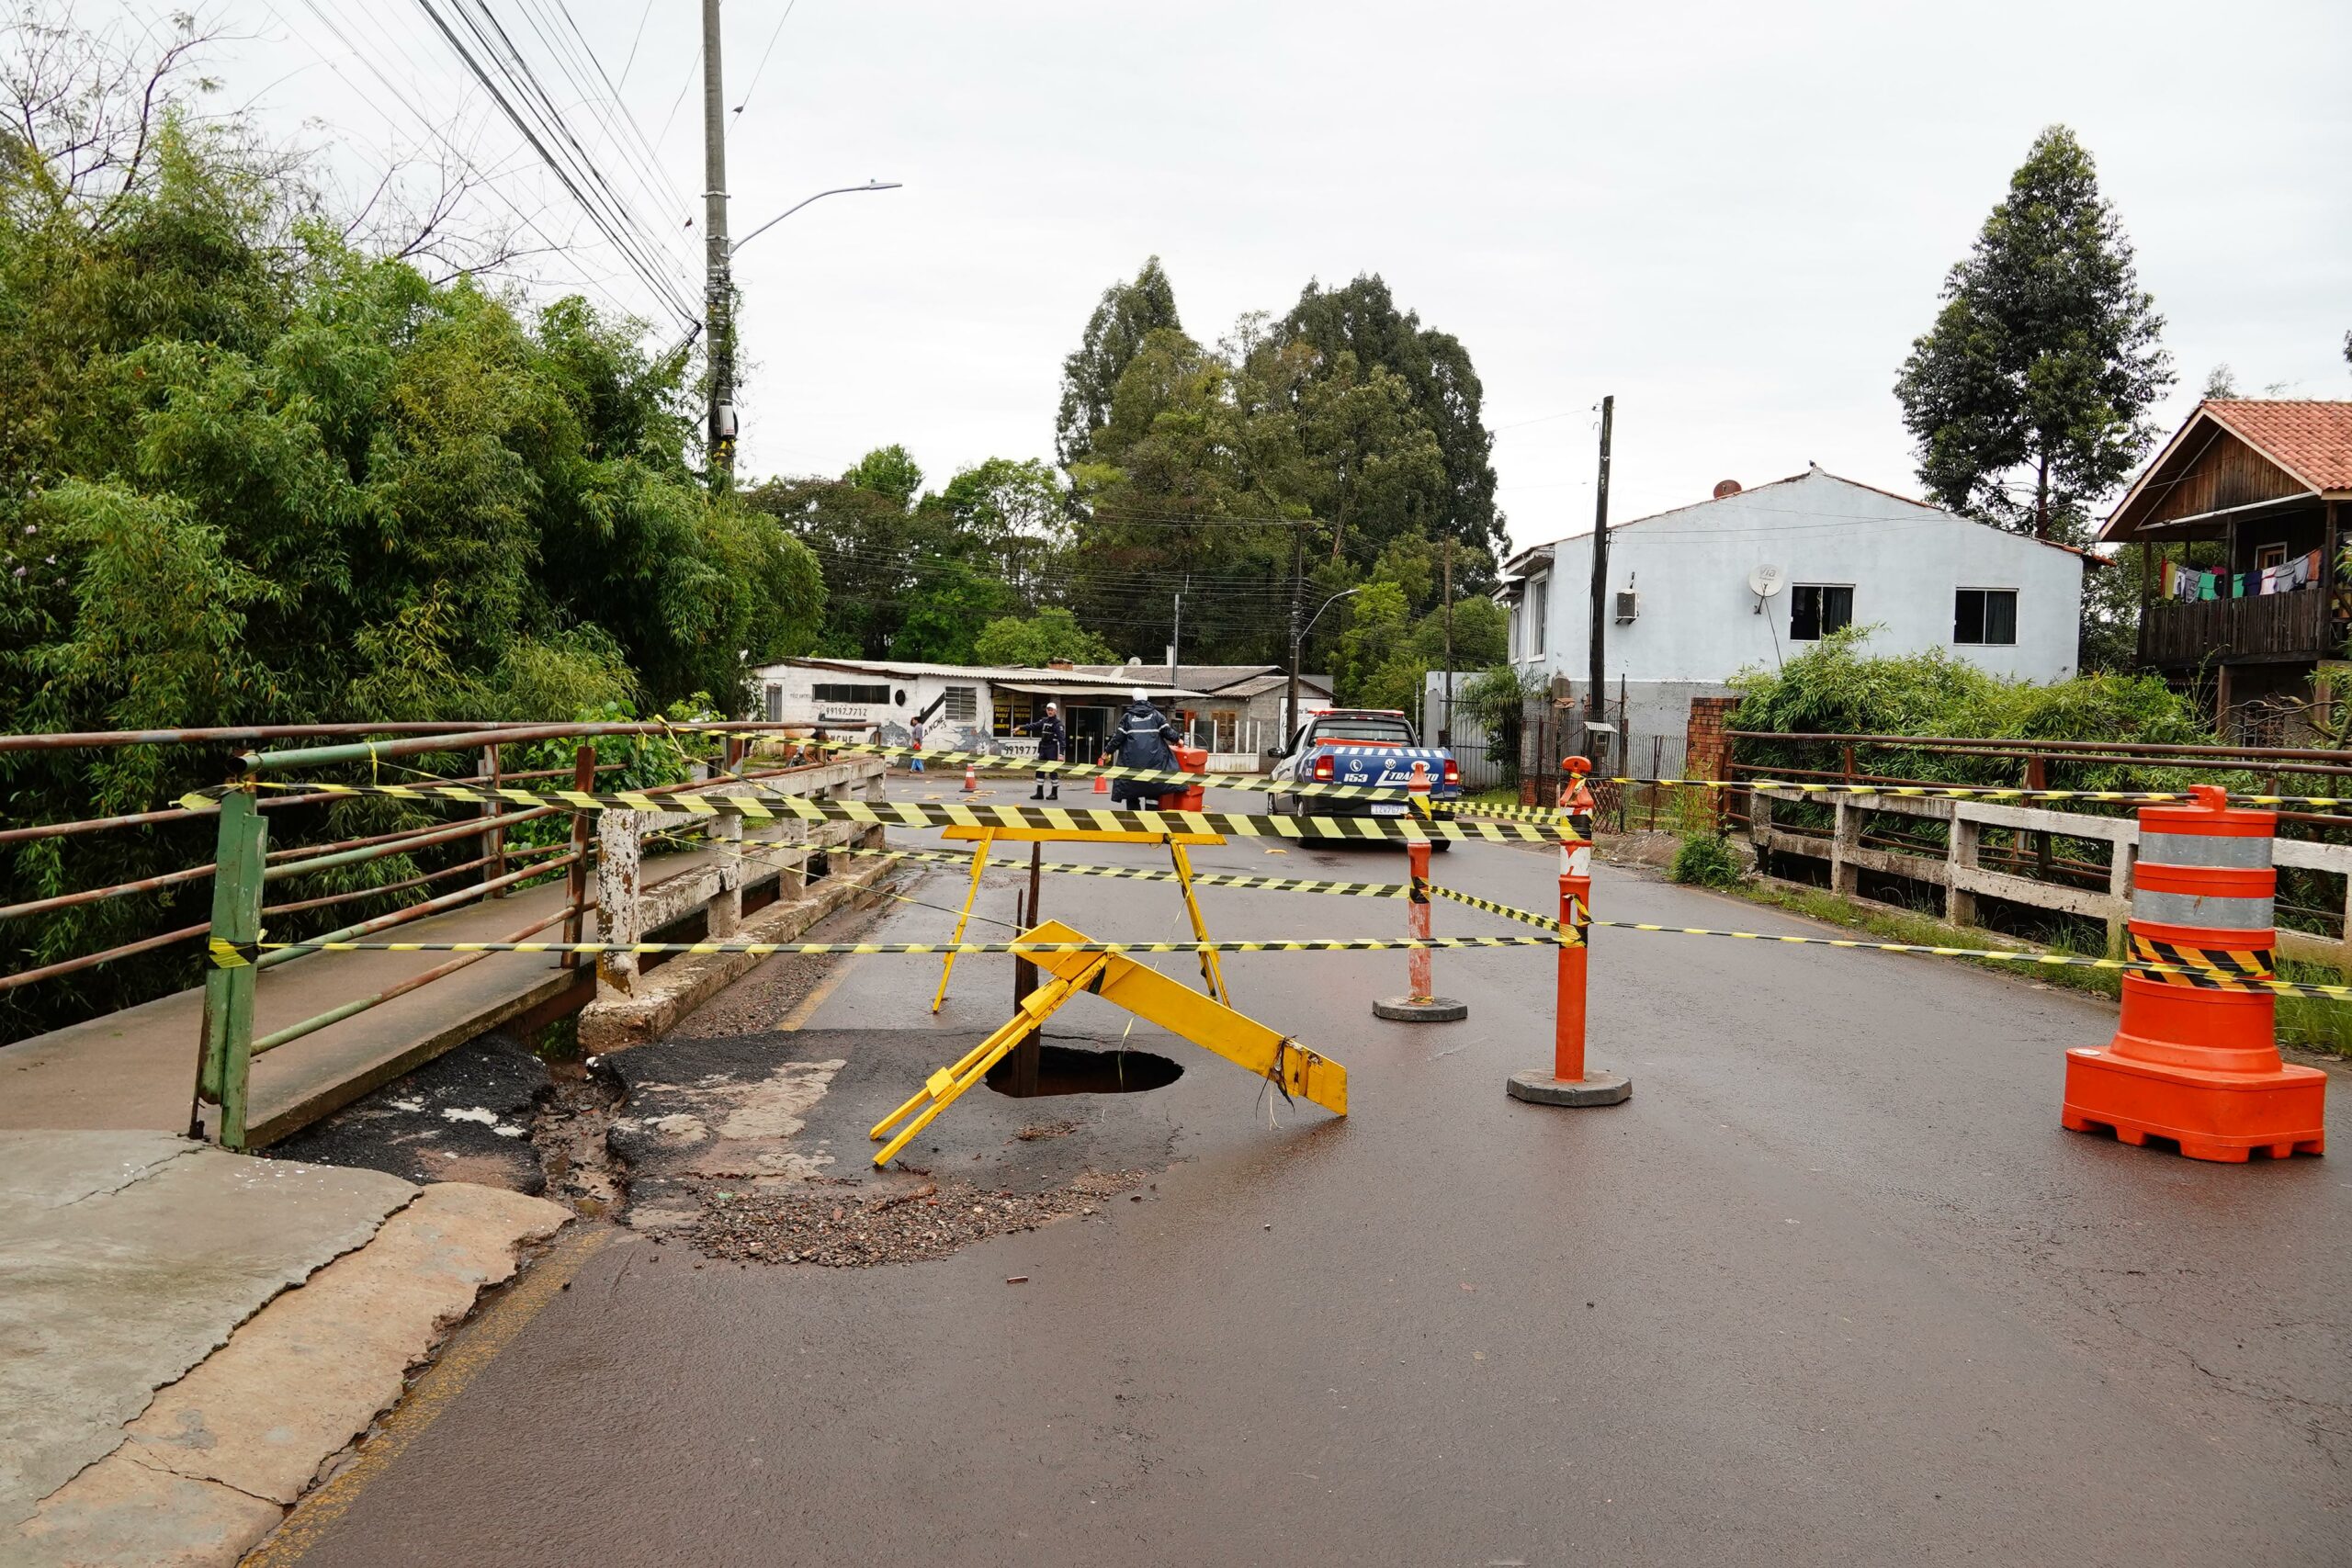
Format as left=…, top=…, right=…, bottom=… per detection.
left=2, top=1130, right=567, bottom=1566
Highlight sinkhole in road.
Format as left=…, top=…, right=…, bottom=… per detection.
left=985, top=1043, right=1183, bottom=1098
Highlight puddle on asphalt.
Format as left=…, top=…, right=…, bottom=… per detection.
left=984, top=1043, right=1182, bottom=1098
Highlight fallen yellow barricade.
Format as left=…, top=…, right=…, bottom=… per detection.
left=867, top=919, right=1346, bottom=1168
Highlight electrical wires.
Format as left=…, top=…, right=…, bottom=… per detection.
left=408, top=0, right=697, bottom=325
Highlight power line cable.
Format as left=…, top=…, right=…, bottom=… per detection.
left=732, top=0, right=797, bottom=116
left=277, top=0, right=639, bottom=310
left=412, top=0, right=695, bottom=321
left=528, top=0, right=694, bottom=235
left=653, top=39, right=701, bottom=151
left=453, top=0, right=693, bottom=302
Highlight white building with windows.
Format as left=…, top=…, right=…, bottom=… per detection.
left=1500, top=467, right=2093, bottom=750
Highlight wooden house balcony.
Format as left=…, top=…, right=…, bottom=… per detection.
left=2138, top=587, right=2328, bottom=667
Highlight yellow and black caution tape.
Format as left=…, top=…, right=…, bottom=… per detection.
left=866, top=846, right=1414, bottom=900
left=1452, top=800, right=1576, bottom=826
left=810, top=746, right=2349, bottom=808
left=811, top=740, right=1455, bottom=803
left=181, top=784, right=1577, bottom=844
left=1428, top=883, right=1579, bottom=933
left=1403, top=882, right=2351, bottom=999
left=206, top=933, right=1575, bottom=967
left=1602, top=777, right=2352, bottom=810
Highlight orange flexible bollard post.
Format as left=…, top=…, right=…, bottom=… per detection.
left=1375, top=763, right=1466, bottom=1022
left=2063, top=785, right=2324, bottom=1161
left=1507, top=791, right=1629, bottom=1108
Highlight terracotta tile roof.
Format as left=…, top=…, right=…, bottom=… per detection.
left=2199, top=400, right=2352, bottom=493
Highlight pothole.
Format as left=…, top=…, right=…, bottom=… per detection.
left=531, top=1060, right=628, bottom=1219
left=984, top=1044, right=1182, bottom=1098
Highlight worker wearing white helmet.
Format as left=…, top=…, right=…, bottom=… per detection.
left=1106, top=688, right=1182, bottom=807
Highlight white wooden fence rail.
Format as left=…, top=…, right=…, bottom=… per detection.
left=1747, top=784, right=2352, bottom=969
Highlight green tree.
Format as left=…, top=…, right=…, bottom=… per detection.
left=1276, top=275, right=1503, bottom=572
left=1411, top=592, right=1508, bottom=671
left=1333, top=581, right=1422, bottom=712
left=1055, top=256, right=1182, bottom=467
left=1894, top=126, right=2174, bottom=542
left=0, top=11, right=824, bottom=1037
left=973, top=607, right=1114, bottom=667
left=842, top=443, right=924, bottom=509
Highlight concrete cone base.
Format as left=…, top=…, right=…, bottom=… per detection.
left=1507, top=1068, right=1631, bottom=1107
left=1373, top=996, right=1469, bottom=1022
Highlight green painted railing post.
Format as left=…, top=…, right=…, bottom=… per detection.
left=193, top=788, right=267, bottom=1149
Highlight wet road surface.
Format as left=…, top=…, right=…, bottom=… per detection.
left=272, top=782, right=2351, bottom=1565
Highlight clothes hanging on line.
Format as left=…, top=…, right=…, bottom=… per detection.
left=2168, top=551, right=2323, bottom=602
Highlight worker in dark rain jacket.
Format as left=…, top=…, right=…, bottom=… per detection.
left=1017, top=702, right=1068, bottom=799
left=1106, top=689, right=1182, bottom=807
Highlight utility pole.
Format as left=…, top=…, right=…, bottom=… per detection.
left=1167, top=585, right=1183, bottom=689
left=1284, top=525, right=1306, bottom=739
left=1584, top=395, right=1614, bottom=775
left=702, top=0, right=734, bottom=490
left=1441, top=536, right=1454, bottom=746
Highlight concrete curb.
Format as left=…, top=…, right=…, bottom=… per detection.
left=10, top=1177, right=569, bottom=1568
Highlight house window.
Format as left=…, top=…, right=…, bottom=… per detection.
left=942, top=685, right=978, bottom=723
left=811, top=682, right=890, bottom=704
left=1213, top=710, right=1238, bottom=751
left=2256, top=542, right=2288, bottom=569
left=763, top=683, right=783, bottom=722
left=1528, top=577, right=1549, bottom=657
left=1952, top=588, right=2018, bottom=646
left=1789, top=584, right=1853, bottom=641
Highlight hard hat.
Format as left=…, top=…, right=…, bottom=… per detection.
left=1045, top=701, right=1058, bottom=712
left=1561, top=754, right=1592, bottom=773
left=1131, top=687, right=1149, bottom=703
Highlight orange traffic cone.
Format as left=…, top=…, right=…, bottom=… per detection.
left=961, top=761, right=978, bottom=794
left=1092, top=767, right=1110, bottom=795
left=2063, top=786, right=2324, bottom=1161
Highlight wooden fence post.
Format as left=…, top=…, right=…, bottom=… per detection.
left=1947, top=811, right=1980, bottom=927
left=2106, top=832, right=2136, bottom=957
left=193, top=789, right=266, bottom=1150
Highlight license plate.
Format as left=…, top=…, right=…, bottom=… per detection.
left=1371, top=803, right=1407, bottom=817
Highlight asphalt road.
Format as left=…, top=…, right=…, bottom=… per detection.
left=271, top=780, right=2351, bottom=1566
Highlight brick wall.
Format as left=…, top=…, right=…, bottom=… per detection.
left=1684, top=696, right=1741, bottom=830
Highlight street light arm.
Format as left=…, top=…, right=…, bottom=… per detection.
left=730, top=180, right=902, bottom=255
left=1299, top=586, right=1364, bottom=642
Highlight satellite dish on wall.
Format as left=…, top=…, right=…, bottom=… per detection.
left=1747, top=563, right=1787, bottom=599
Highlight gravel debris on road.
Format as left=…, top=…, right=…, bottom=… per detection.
left=690, top=1168, right=1148, bottom=1268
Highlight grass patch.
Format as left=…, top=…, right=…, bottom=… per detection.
left=1685, top=859, right=2352, bottom=1058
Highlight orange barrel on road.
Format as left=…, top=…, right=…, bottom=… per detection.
left=1158, top=744, right=1208, bottom=812
left=2063, top=784, right=2325, bottom=1161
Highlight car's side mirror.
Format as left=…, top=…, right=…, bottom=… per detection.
left=1266, top=747, right=1283, bottom=759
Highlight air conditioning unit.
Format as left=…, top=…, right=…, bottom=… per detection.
left=1613, top=589, right=1640, bottom=624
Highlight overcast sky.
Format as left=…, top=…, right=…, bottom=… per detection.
left=122, top=0, right=2352, bottom=549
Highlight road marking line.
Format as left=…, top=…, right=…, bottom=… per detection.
left=778, top=953, right=858, bottom=1031
left=242, top=1223, right=619, bottom=1565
